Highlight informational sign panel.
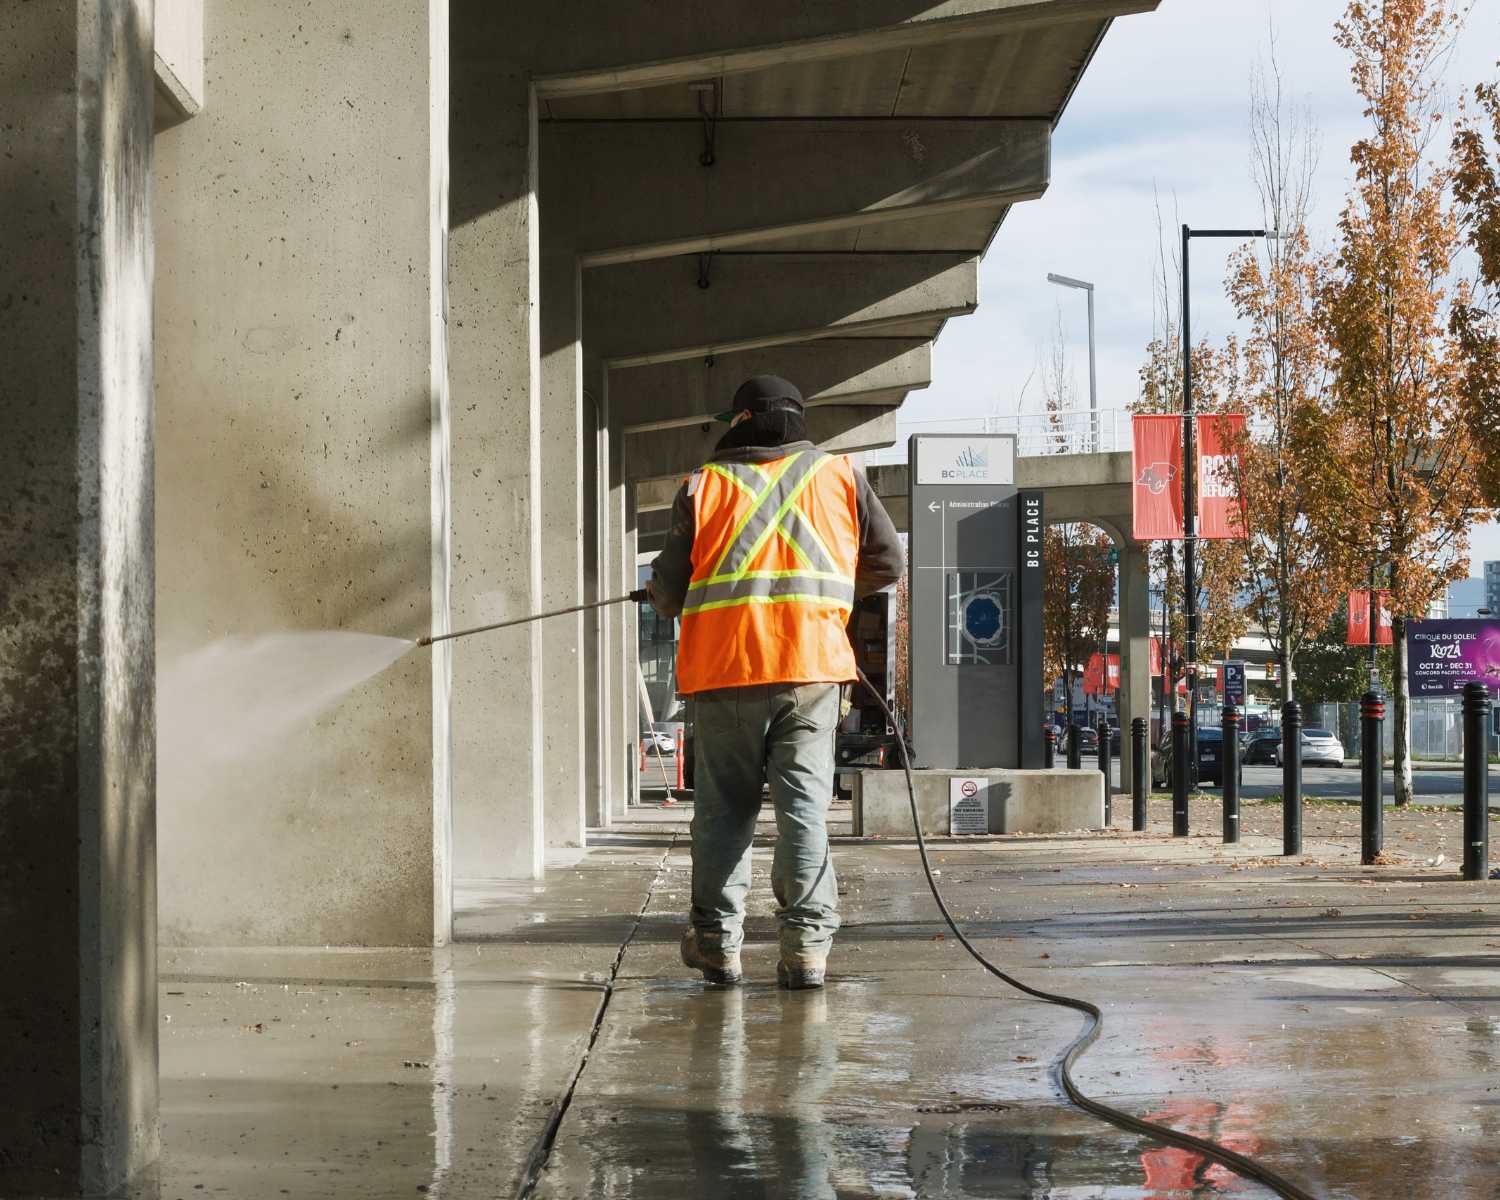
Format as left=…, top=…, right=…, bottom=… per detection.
left=1406, top=619, right=1500, bottom=696
left=949, top=777, right=990, bottom=834
left=1221, top=660, right=1246, bottom=706
left=909, top=434, right=1043, bottom=769
left=914, top=436, right=1016, bottom=487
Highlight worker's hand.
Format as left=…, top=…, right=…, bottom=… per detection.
left=629, top=586, right=649, bottom=603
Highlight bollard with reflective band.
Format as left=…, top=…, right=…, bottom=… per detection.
left=675, top=728, right=686, bottom=791
left=1131, top=717, right=1148, bottom=832
left=1067, top=723, right=1082, bottom=771
left=1222, top=705, right=1241, bottom=844
left=1282, top=700, right=1302, bottom=856
left=1462, top=682, right=1490, bottom=883
left=1044, top=725, right=1057, bottom=769
left=1098, top=715, right=1113, bottom=825
left=1171, top=710, right=1190, bottom=837
left=1360, top=691, right=1384, bottom=866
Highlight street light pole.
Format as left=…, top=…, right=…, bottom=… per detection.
left=1181, top=225, right=1268, bottom=790
left=1047, top=273, right=1097, bottom=452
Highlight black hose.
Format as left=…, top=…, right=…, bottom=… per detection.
left=855, top=669, right=1317, bottom=1200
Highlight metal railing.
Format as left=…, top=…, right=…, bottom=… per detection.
left=865, top=407, right=1129, bottom=464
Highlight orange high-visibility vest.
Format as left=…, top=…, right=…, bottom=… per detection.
left=676, top=450, right=859, bottom=694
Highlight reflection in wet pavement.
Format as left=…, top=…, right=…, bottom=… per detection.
left=144, top=831, right=1499, bottom=1199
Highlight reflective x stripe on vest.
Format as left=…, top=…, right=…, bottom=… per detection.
left=682, top=452, right=854, bottom=614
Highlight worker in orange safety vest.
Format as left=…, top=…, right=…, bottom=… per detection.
left=646, top=375, right=904, bottom=989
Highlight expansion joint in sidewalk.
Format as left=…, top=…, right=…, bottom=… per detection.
left=513, top=839, right=676, bottom=1199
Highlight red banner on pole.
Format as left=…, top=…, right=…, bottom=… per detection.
left=1196, top=413, right=1247, bottom=539
left=1149, top=636, right=1163, bottom=677
left=1131, top=415, right=1184, bottom=540
left=1348, top=590, right=1394, bottom=645
left=1347, top=590, right=1371, bottom=644
left=1083, top=652, right=1120, bottom=696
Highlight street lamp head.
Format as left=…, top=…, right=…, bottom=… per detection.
left=1046, top=272, right=1094, bottom=292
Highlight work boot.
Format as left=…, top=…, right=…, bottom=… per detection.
left=680, top=928, right=742, bottom=986
left=776, top=950, right=828, bottom=991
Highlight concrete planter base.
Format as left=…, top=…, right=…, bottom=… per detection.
left=848, top=767, right=1105, bottom=837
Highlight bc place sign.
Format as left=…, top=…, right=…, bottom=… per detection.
left=914, top=435, right=1017, bottom=486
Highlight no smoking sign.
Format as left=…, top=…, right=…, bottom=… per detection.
left=949, top=776, right=989, bottom=834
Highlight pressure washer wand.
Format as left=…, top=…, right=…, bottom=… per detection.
left=416, top=590, right=647, bottom=647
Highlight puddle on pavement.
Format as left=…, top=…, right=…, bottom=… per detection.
left=535, top=970, right=1500, bottom=1199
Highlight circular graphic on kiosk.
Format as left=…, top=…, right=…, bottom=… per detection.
left=962, top=592, right=1005, bottom=647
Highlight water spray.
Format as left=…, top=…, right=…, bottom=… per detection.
left=416, top=590, right=648, bottom=647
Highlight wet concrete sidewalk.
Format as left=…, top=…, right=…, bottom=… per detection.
left=145, top=811, right=1499, bottom=1199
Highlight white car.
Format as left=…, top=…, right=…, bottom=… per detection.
left=641, top=730, right=676, bottom=756
left=1275, top=728, right=1345, bottom=768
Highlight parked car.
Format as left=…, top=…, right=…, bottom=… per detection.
left=1241, top=727, right=1282, bottom=765
left=1274, top=728, right=1345, bottom=768
left=1152, top=726, right=1241, bottom=788
left=641, top=730, right=675, bottom=756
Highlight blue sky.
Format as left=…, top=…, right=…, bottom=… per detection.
left=899, top=0, right=1500, bottom=574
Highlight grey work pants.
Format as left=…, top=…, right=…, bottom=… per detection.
left=689, top=683, right=841, bottom=959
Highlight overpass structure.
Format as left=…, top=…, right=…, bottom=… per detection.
left=2, top=4, right=1161, bottom=1190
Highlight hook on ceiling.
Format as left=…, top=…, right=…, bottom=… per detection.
left=689, top=80, right=719, bottom=168
left=697, top=252, right=714, bottom=290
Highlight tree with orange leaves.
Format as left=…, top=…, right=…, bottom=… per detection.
left=1452, top=67, right=1500, bottom=505
left=1038, top=313, right=1117, bottom=716
left=1137, top=329, right=1250, bottom=692
left=1223, top=43, right=1348, bottom=705
left=1312, top=0, right=1490, bottom=805
left=1043, top=522, right=1115, bottom=719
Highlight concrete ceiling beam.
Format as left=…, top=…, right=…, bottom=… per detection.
left=612, top=338, right=930, bottom=432
left=525, top=1, right=1160, bottom=99
left=544, top=120, right=1048, bottom=265
left=626, top=405, right=901, bottom=485
left=588, top=252, right=976, bottom=368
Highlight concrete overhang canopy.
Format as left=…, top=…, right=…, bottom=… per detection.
left=545, top=120, right=1049, bottom=265
left=587, top=252, right=976, bottom=368
left=533, top=2, right=1159, bottom=107
left=612, top=339, right=931, bottom=432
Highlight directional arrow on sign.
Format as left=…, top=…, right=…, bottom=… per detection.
left=927, top=500, right=941, bottom=514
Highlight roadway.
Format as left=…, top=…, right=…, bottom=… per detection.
left=1082, top=754, right=1500, bottom=808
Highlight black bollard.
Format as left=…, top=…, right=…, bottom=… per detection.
left=1222, top=705, right=1241, bottom=844
left=1462, top=682, right=1491, bottom=883
left=1282, top=700, right=1302, bottom=856
left=1098, top=714, right=1113, bottom=825
left=1360, top=691, right=1385, bottom=866
left=1131, top=717, right=1148, bottom=832
left=1171, top=709, right=1190, bottom=837
left=1067, top=722, right=1082, bottom=770
left=1044, top=724, right=1056, bottom=769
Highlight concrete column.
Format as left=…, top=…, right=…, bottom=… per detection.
left=582, top=391, right=610, bottom=829
left=448, top=33, right=545, bottom=880
left=539, top=247, right=587, bottom=848
left=0, top=1, right=159, bottom=1191
left=604, top=406, right=635, bottom=816
left=154, top=0, right=451, bottom=943
left=1118, top=541, right=1152, bottom=796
